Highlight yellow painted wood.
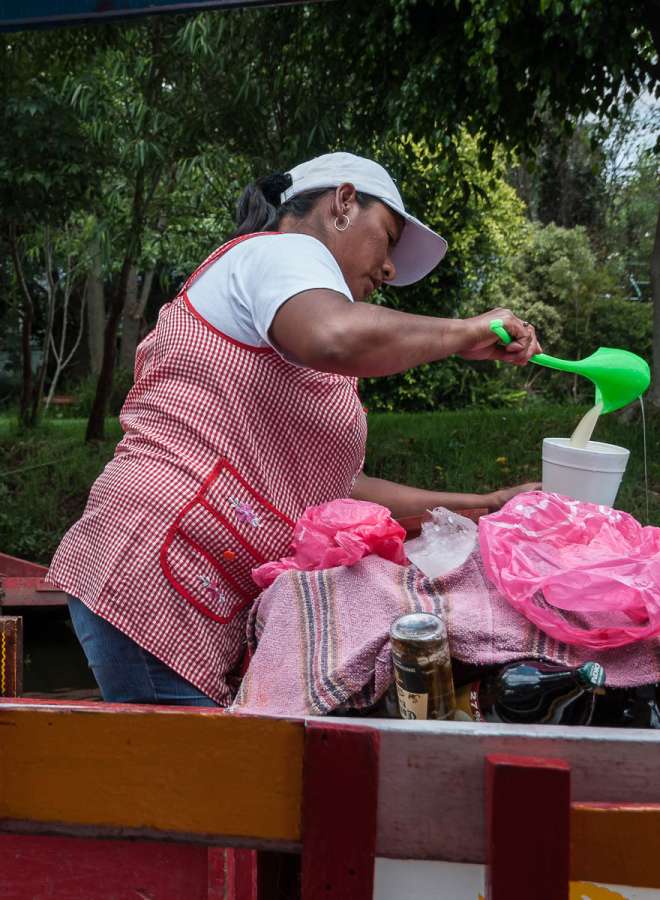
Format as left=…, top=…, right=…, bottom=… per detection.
left=0, top=702, right=303, bottom=843
left=569, top=884, right=628, bottom=899
left=571, top=803, right=660, bottom=889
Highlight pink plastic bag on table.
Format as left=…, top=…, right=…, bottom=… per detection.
left=479, top=491, right=660, bottom=649
left=252, top=498, right=407, bottom=589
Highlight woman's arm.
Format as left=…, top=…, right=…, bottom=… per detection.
left=269, top=290, right=540, bottom=376
left=350, top=472, right=540, bottom=519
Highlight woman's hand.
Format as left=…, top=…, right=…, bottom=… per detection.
left=459, top=308, right=542, bottom=366
left=351, top=472, right=542, bottom=520
left=485, top=482, right=541, bottom=513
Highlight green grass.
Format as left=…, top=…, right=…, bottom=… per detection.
left=0, top=417, right=123, bottom=565
left=0, top=404, right=658, bottom=566
left=366, top=402, right=659, bottom=525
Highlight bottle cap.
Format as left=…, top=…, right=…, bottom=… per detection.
left=390, top=612, right=446, bottom=644
left=577, top=661, right=606, bottom=690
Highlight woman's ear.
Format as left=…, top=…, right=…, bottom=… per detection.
left=334, top=182, right=358, bottom=216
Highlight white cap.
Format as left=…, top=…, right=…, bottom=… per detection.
left=280, top=151, right=448, bottom=287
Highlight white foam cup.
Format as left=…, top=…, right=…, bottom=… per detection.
left=542, top=438, right=630, bottom=507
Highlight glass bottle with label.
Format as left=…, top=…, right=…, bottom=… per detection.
left=390, top=612, right=455, bottom=720
left=454, top=659, right=606, bottom=725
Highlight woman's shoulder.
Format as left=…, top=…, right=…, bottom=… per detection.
left=230, top=231, right=335, bottom=263
left=222, top=232, right=345, bottom=288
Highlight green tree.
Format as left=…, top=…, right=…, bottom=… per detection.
left=605, top=146, right=659, bottom=305
left=61, top=19, right=203, bottom=440
left=486, top=223, right=652, bottom=404
left=294, top=0, right=660, bottom=403
left=0, top=33, right=96, bottom=426
left=361, top=131, right=531, bottom=410
left=63, top=7, right=376, bottom=439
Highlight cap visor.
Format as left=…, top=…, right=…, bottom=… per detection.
left=385, top=209, right=447, bottom=287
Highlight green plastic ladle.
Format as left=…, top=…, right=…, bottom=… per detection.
left=489, top=319, right=650, bottom=413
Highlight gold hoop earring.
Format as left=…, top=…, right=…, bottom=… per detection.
left=334, top=214, right=351, bottom=232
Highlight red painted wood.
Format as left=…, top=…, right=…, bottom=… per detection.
left=397, top=507, right=487, bottom=537
left=0, top=833, right=209, bottom=899
left=208, top=847, right=227, bottom=900
left=0, top=696, right=228, bottom=714
left=0, top=552, right=48, bottom=577
left=233, top=849, right=257, bottom=900
left=301, top=721, right=379, bottom=900
left=486, top=754, right=571, bottom=900
left=0, top=575, right=67, bottom=607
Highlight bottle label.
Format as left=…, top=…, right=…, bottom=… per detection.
left=580, top=661, right=606, bottom=689
left=454, top=681, right=482, bottom=721
left=392, top=657, right=455, bottom=720
left=395, top=679, right=429, bottom=720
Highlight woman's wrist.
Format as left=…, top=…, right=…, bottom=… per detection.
left=482, top=491, right=501, bottom=513
left=429, top=491, right=492, bottom=512
left=434, top=317, right=478, bottom=359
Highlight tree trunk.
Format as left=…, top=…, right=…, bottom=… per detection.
left=19, top=300, right=33, bottom=427
left=45, top=268, right=87, bottom=411
left=118, top=263, right=141, bottom=372
left=30, top=293, right=53, bottom=426
left=86, top=237, right=105, bottom=376
left=650, top=205, right=660, bottom=409
left=85, top=255, right=134, bottom=442
left=119, top=210, right=163, bottom=372
left=30, top=235, right=56, bottom=426
left=85, top=172, right=145, bottom=442
left=9, top=228, right=34, bottom=429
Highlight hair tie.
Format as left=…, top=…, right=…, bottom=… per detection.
left=258, top=172, right=293, bottom=207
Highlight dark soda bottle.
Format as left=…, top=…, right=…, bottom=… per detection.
left=454, top=659, right=606, bottom=725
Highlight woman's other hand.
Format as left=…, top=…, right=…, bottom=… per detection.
left=486, top=482, right=541, bottom=513
left=459, top=308, right=542, bottom=365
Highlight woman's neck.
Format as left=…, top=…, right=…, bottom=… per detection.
left=278, top=210, right=334, bottom=249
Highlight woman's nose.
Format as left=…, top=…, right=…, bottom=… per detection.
left=383, top=256, right=397, bottom=283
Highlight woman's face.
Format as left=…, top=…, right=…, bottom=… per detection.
left=329, top=186, right=405, bottom=301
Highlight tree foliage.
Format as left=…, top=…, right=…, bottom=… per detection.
left=0, top=1, right=657, bottom=426
left=297, top=0, right=659, bottom=157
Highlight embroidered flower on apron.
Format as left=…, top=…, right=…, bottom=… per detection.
left=198, top=574, right=226, bottom=604
left=229, top=496, right=262, bottom=528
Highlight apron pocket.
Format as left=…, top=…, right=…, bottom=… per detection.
left=160, top=459, right=294, bottom=624
left=203, top=459, right=294, bottom=562
left=161, top=503, right=258, bottom=623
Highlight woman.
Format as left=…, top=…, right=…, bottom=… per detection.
left=48, top=152, right=541, bottom=707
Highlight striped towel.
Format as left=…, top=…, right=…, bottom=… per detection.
left=233, top=551, right=660, bottom=717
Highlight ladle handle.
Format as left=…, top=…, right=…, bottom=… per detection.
left=489, top=319, right=513, bottom=345
left=489, top=319, right=560, bottom=368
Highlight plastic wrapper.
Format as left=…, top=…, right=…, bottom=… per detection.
left=479, top=491, right=660, bottom=649
left=404, top=507, right=477, bottom=579
left=252, top=498, right=407, bottom=589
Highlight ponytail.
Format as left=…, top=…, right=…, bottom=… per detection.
left=229, top=170, right=378, bottom=240
left=230, top=173, right=291, bottom=238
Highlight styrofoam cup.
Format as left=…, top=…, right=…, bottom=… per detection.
left=542, top=438, right=630, bottom=507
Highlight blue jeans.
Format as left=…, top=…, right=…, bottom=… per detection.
left=68, top=596, right=218, bottom=706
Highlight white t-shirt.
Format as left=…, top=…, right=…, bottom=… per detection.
left=186, top=233, right=353, bottom=348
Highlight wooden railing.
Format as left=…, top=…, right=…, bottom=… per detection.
left=1, top=700, right=659, bottom=898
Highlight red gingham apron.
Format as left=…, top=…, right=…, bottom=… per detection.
left=48, top=234, right=367, bottom=704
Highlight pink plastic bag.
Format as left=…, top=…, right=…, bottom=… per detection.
left=479, top=491, right=660, bottom=649
left=252, top=498, right=407, bottom=589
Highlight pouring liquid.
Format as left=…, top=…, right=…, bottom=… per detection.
left=640, top=396, right=650, bottom=524
left=569, top=402, right=603, bottom=449
left=569, top=398, right=650, bottom=524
